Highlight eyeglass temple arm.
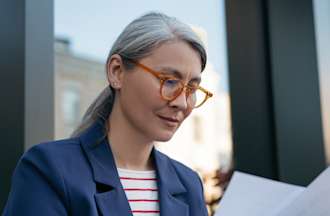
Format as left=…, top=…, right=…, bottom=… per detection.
left=198, top=86, right=213, bottom=97
left=124, top=57, right=161, bottom=78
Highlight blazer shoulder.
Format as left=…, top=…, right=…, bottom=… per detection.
left=23, top=137, right=81, bottom=163
left=26, top=137, right=80, bottom=154
left=3, top=138, right=80, bottom=215
left=17, top=137, right=84, bottom=190
left=19, top=137, right=82, bottom=182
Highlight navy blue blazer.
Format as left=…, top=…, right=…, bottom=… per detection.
left=3, top=120, right=208, bottom=216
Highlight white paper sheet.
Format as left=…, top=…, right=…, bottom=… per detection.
left=215, top=167, right=330, bottom=216
left=274, top=167, right=330, bottom=216
left=214, top=172, right=304, bottom=216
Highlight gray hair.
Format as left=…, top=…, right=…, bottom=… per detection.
left=71, top=11, right=207, bottom=137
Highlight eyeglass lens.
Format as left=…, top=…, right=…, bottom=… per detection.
left=161, top=79, right=206, bottom=108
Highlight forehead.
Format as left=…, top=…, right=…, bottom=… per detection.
left=140, top=40, right=202, bottom=80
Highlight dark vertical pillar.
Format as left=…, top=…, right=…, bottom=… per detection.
left=0, top=0, right=54, bottom=209
left=225, top=0, right=278, bottom=179
left=225, top=0, right=326, bottom=185
left=0, top=0, right=25, bottom=209
left=267, top=0, right=326, bottom=185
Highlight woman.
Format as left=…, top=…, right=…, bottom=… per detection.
left=3, top=12, right=213, bottom=216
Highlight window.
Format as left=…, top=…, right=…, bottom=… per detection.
left=193, top=116, right=203, bottom=143
left=62, top=86, right=80, bottom=126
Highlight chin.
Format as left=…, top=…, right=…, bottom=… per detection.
left=156, top=136, right=173, bottom=142
left=153, top=131, right=176, bottom=142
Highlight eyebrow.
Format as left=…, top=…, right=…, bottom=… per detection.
left=157, top=66, right=202, bottom=83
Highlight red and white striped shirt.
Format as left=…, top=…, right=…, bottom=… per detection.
left=118, top=168, right=160, bottom=216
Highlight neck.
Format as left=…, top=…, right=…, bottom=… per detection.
left=107, top=103, right=155, bottom=171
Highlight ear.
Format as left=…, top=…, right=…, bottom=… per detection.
left=106, top=54, right=125, bottom=89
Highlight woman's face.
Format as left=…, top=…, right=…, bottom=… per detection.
left=117, top=40, right=202, bottom=142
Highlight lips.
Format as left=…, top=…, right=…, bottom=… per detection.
left=157, top=115, right=180, bottom=127
left=158, top=115, right=180, bottom=122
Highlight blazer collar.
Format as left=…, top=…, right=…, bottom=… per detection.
left=79, top=119, right=188, bottom=216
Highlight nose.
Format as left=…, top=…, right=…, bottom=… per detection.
left=168, top=90, right=189, bottom=110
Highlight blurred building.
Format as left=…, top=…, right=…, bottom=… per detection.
left=55, top=38, right=107, bottom=139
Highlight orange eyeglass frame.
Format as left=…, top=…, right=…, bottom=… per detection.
left=123, top=57, right=213, bottom=108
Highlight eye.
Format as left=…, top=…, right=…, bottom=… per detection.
left=164, top=78, right=180, bottom=87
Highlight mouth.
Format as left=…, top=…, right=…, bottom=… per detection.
left=157, top=115, right=180, bottom=127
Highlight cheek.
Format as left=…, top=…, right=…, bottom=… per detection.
left=134, top=83, right=163, bottom=111
left=123, top=74, right=155, bottom=103
left=121, top=77, right=164, bottom=120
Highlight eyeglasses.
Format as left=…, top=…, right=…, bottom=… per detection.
left=123, top=57, right=213, bottom=108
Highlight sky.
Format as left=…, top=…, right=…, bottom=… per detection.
left=55, top=0, right=229, bottom=90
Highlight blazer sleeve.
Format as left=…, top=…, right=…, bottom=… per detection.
left=3, top=144, right=69, bottom=216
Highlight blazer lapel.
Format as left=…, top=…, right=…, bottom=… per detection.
left=79, top=120, right=132, bottom=216
left=79, top=120, right=189, bottom=216
left=153, top=149, right=189, bottom=216
left=94, top=190, right=131, bottom=216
